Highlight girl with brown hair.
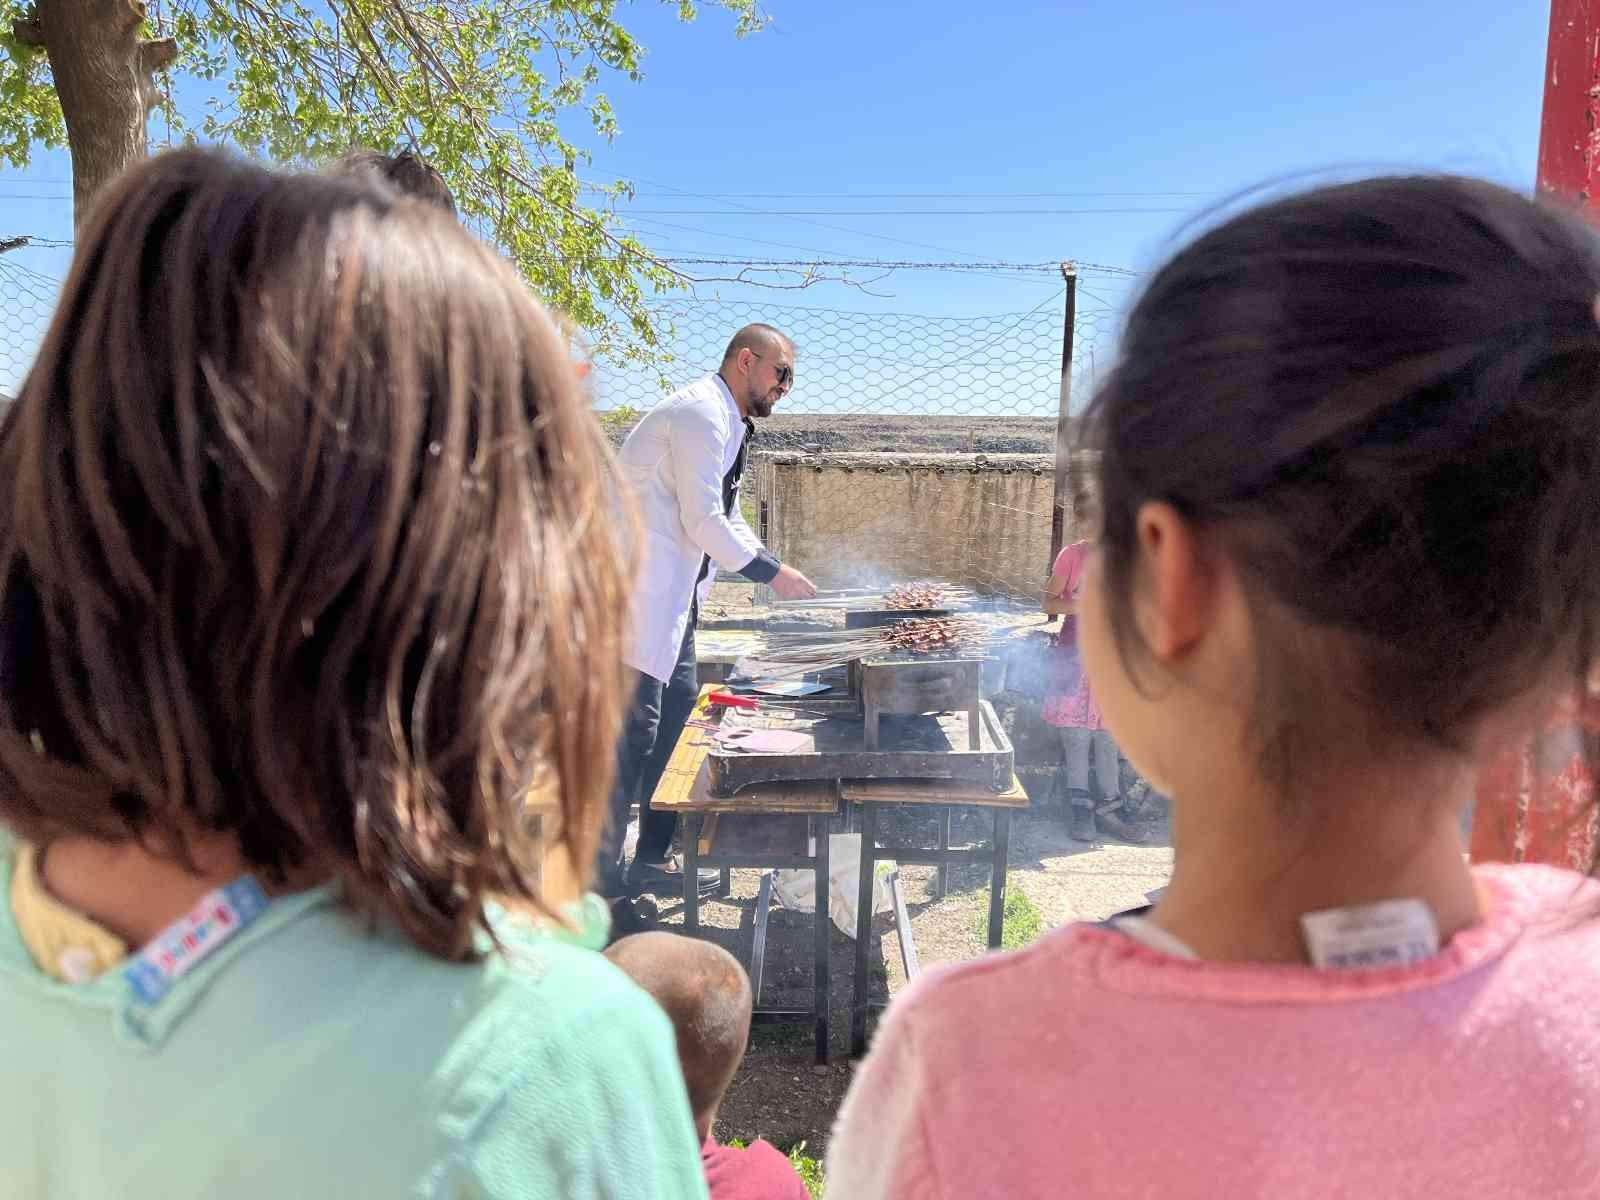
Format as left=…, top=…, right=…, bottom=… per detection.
left=0, top=148, right=706, bottom=1198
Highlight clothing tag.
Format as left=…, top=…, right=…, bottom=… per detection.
left=124, top=877, right=270, bottom=1006
left=1300, top=898, right=1439, bottom=969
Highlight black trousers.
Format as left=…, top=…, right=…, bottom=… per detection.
left=595, top=611, right=698, bottom=894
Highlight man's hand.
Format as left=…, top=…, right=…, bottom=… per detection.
left=769, top=564, right=818, bottom=601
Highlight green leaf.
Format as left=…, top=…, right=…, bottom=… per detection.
left=0, top=0, right=768, bottom=363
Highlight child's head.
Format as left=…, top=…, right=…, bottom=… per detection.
left=605, top=932, right=752, bottom=1139
left=1082, top=176, right=1600, bottom=809
left=330, top=148, right=457, bottom=214
left=0, top=148, right=628, bottom=958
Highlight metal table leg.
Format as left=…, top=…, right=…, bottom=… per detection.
left=751, top=871, right=773, bottom=1006
left=684, top=813, right=701, bottom=936
left=813, top=813, right=831, bottom=1065
left=887, top=869, right=921, bottom=979
left=936, top=805, right=952, bottom=900
left=986, top=809, right=1012, bottom=950
left=851, top=802, right=877, bottom=1058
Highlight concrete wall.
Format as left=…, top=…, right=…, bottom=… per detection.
left=753, top=450, right=1096, bottom=600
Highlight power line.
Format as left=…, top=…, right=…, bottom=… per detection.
left=622, top=207, right=1194, bottom=217
left=610, top=172, right=1016, bottom=263
left=587, top=188, right=1215, bottom=200
left=624, top=214, right=893, bottom=262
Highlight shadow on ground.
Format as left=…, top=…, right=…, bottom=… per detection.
left=637, top=797, right=1173, bottom=1161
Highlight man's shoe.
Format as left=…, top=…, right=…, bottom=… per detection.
left=1067, top=805, right=1098, bottom=842
left=605, top=896, right=656, bottom=943
left=1096, top=808, right=1149, bottom=844
left=629, top=856, right=721, bottom=896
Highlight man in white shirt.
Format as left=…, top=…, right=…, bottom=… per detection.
left=602, top=325, right=817, bottom=898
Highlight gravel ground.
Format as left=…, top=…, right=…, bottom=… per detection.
left=619, top=791, right=1173, bottom=1162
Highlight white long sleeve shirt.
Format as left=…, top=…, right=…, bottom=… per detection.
left=614, top=373, right=776, bottom=681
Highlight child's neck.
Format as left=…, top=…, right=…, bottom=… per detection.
left=38, top=834, right=315, bottom=949
left=1149, top=755, right=1481, bottom=965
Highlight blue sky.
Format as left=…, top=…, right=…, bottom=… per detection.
left=0, top=1, right=1553, bottom=407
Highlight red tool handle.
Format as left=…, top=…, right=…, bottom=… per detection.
left=706, top=691, right=760, bottom=710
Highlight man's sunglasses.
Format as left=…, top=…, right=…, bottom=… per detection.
left=749, top=351, right=793, bottom=387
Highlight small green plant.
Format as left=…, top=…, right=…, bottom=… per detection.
left=788, top=1141, right=826, bottom=1198
left=978, top=887, right=1045, bottom=951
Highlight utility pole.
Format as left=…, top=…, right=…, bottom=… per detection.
left=1471, top=0, right=1600, bottom=868
left=1536, top=0, right=1600, bottom=210
left=1049, top=262, right=1078, bottom=569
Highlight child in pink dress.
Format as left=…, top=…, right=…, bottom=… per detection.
left=1043, top=539, right=1145, bottom=842
left=828, top=176, right=1600, bottom=1197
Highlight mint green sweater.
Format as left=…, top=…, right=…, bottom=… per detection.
left=0, top=843, right=708, bottom=1200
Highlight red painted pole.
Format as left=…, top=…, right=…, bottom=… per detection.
left=1471, top=1, right=1600, bottom=868
left=1536, top=0, right=1600, bottom=208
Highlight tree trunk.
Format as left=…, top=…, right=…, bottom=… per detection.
left=13, top=0, right=177, bottom=226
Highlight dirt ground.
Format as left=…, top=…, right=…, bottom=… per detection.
left=626, top=791, right=1173, bottom=1162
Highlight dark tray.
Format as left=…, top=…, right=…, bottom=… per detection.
left=844, top=606, right=952, bottom=629
left=706, top=701, right=1013, bottom=797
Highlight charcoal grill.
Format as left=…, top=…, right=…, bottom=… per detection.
left=704, top=701, right=1012, bottom=797
left=847, top=654, right=985, bottom=750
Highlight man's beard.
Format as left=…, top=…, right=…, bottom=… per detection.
left=747, top=387, right=777, bottom=418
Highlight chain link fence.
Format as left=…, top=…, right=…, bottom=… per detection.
left=596, top=289, right=1121, bottom=605
left=0, top=245, right=1125, bottom=605
left=0, top=252, right=61, bottom=404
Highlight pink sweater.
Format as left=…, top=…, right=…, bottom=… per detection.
left=826, top=864, right=1600, bottom=1198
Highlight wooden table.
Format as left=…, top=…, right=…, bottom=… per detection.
left=650, top=686, right=839, bottom=1065
left=840, top=773, right=1030, bottom=1057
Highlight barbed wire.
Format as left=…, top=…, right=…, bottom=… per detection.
left=645, top=256, right=1141, bottom=277
left=1, top=235, right=73, bottom=250
left=0, top=248, right=1114, bottom=600
left=596, top=289, right=1117, bottom=604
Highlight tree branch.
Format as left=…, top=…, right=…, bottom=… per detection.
left=139, top=37, right=179, bottom=75
left=339, top=5, right=412, bottom=125
left=118, top=0, right=150, bottom=36
left=11, top=14, right=44, bottom=47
